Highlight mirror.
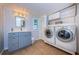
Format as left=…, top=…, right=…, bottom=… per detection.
left=15, top=16, right=25, bottom=27
left=21, top=20, right=25, bottom=27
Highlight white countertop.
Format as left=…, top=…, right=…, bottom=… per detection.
left=9, top=30, right=32, bottom=33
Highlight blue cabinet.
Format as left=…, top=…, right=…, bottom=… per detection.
left=19, top=32, right=26, bottom=48
left=8, top=32, right=19, bottom=51
left=19, top=32, right=32, bottom=49
left=25, top=32, right=32, bottom=46
left=8, top=32, right=32, bottom=52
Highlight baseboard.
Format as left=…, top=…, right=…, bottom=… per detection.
left=75, top=52, right=79, bottom=55
left=0, top=48, right=8, bottom=55
left=0, top=49, right=5, bottom=55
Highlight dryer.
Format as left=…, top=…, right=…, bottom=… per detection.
left=55, top=24, right=76, bottom=54
left=44, top=25, right=55, bottom=45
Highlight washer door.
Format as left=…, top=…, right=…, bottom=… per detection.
left=45, top=29, right=53, bottom=38
left=56, top=28, right=73, bottom=42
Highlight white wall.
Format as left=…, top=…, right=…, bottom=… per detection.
left=40, top=15, right=48, bottom=40
left=27, top=16, right=40, bottom=43
left=3, top=7, right=16, bottom=50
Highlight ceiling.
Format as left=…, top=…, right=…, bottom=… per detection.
left=16, top=3, right=73, bottom=16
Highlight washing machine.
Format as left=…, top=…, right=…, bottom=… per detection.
left=43, top=25, right=55, bottom=45
left=55, top=24, right=76, bottom=54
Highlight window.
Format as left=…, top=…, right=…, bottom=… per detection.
left=33, top=18, right=39, bottom=30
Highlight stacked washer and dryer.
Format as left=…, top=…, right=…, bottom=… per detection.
left=43, top=5, right=77, bottom=54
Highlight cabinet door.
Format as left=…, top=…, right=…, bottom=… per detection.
left=25, top=32, right=32, bottom=46
left=19, top=32, right=26, bottom=48
left=48, top=12, right=60, bottom=20
left=8, top=33, right=19, bottom=51
left=60, top=5, right=75, bottom=18
left=19, top=32, right=32, bottom=48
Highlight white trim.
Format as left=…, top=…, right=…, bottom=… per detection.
left=0, top=49, right=4, bottom=55
left=4, top=47, right=8, bottom=50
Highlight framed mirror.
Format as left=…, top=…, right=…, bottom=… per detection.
left=15, top=16, right=25, bottom=27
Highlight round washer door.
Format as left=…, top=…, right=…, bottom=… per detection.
left=56, top=28, right=73, bottom=42
left=45, top=29, right=53, bottom=38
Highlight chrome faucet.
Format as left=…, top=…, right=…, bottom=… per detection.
left=11, top=28, right=13, bottom=32
left=20, top=27, right=22, bottom=31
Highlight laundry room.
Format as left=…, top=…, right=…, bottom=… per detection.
left=0, top=3, right=79, bottom=56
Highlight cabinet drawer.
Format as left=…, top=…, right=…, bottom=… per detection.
left=8, top=36, right=18, bottom=38
left=8, top=38, right=18, bottom=44
left=8, top=32, right=18, bottom=37
left=26, top=32, right=31, bottom=36
left=8, top=32, right=19, bottom=52
left=19, top=32, right=31, bottom=35
left=19, top=32, right=25, bottom=36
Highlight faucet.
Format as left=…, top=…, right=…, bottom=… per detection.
left=20, top=27, right=22, bottom=31
left=11, top=28, right=13, bottom=32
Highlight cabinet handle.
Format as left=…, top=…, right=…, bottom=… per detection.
left=12, top=37, right=16, bottom=39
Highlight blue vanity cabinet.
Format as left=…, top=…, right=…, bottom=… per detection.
left=8, top=32, right=19, bottom=51
left=19, top=32, right=26, bottom=49
left=8, top=32, right=32, bottom=52
left=25, top=32, right=32, bottom=46
left=19, top=32, right=32, bottom=48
